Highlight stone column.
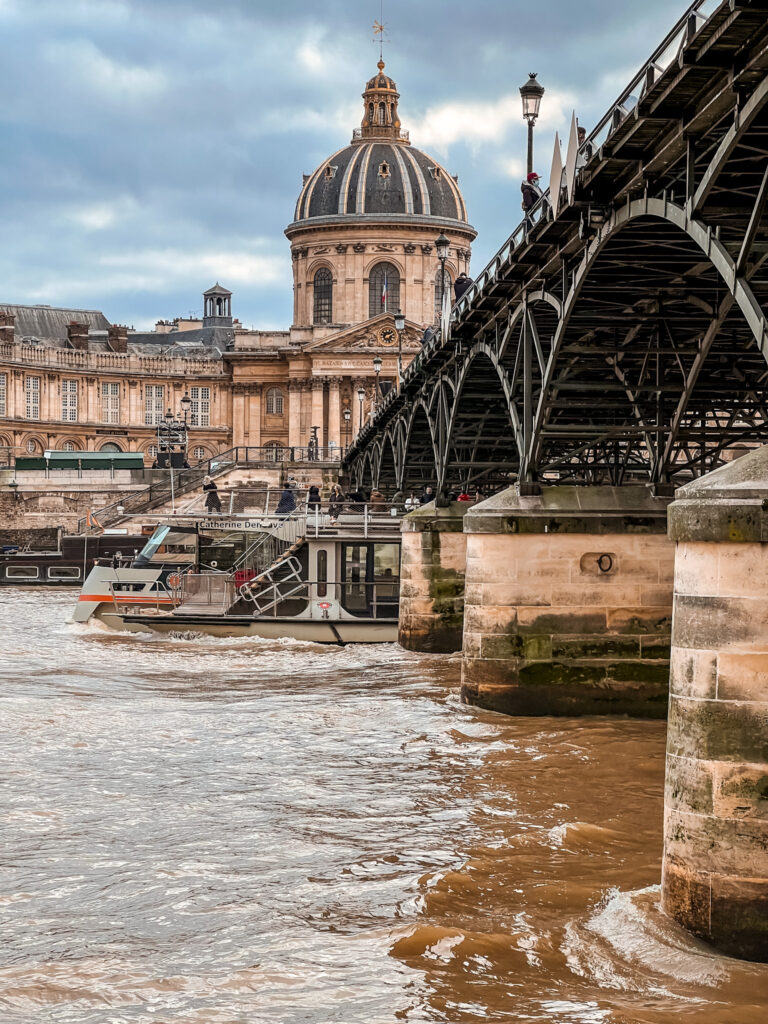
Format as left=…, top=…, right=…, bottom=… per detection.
left=288, top=380, right=302, bottom=448
left=662, top=447, right=768, bottom=962
left=310, top=379, right=325, bottom=447
left=248, top=384, right=262, bottom=449
left=232, top=385, right=246, bottom=447
left=461, top=485, right=674, bottom=717
left=400, top=502, right=470, bottom=653
left=327, top=376, right=342, bottom=457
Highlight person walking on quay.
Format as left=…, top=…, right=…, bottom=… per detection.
left=203, top=475, right=222, bottom=514
left=369, top=489, right=386, bottom=511
left=328, top=483, right=345, bottom=525
left=307, top=484, right=321, bottom=512
left=419, top=485, right=435, bottom=505
left=275, top=484, right=296, bottom=516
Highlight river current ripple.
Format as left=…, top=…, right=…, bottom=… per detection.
left=1, top=589, right=768, bottom=1023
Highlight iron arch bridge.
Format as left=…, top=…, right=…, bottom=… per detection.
left=344, top=0, right=768, bottom=497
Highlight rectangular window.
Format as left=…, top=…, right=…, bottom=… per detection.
left=190, top=386, right=210, bottom=427
left=101, top=382, right=120, bottom=424
left=0, top=373, right=6, bottom=416
left=144, top=385, right=164, bottom=425
left=48, top=566, right=81, bottom=580
left=6, top=565, right=39, bottom=579
left=61, top=379, right=78, bottom=422
left=25, top=376, right=40, bottom=420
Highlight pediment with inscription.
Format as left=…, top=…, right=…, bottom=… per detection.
left=303, top=314, right=424, bottom=355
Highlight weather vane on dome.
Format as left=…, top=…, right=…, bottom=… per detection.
left=372, top=1, right=389, bottom=62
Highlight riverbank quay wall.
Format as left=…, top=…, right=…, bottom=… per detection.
left=662, top=446, right=768, bottom=962
left=399, top=502, right=469, bottom=653
left=458, top=486, right=674, bottom=717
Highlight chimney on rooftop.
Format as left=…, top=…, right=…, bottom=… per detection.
left=67, top=322, right=89, bottom=350
left=108, top=324, right=129, bottom=353
left=0, top=310, right=15, bottom=343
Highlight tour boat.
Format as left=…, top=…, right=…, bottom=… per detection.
left=0, top=531, right=150, bottom=587
left=72, top=505, right=402, bottom=643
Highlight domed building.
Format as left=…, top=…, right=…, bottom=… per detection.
left=286, top=61, right=476, bottom=334
left=0, top=60, right=476, bottom=492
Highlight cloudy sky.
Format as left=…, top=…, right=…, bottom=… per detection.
left=1, top=0, right=685, bottom=330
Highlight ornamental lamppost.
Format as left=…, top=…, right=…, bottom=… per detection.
left=435, top=232, right=450, bottom=323
left=357, top=385, right=365, bottom=435
left=372, top=355, right=383, bottom=411
left=180, top=391, right=192, bottom=425
left=394, top=308, right=405, bottom=388
left=520, top=72, right=545, bottom=177
left=343, top=406, right=351, bottom=451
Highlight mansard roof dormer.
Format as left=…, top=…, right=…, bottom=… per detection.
left=356, top=60, right=407, bottom=144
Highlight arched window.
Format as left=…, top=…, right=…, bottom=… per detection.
left=147, top=444, right=158, bottom=458
left=313, top=268, right=333, bottom=324
left=25, top=439, right=39, bottom=454
left=434, top=268, right=453, bottom=320
left=99, top=442, right=121, bottom=453
left=368, top=262, right=400, bottom=317
left=265, top=441, right=286, bottom=462
left=266, top=387, right=284, bottom=415
left=378, top=101, right=386, bottom=125
left=192, top=446, right=206, bottom=461
left=61, top=440, right=77, bottom=452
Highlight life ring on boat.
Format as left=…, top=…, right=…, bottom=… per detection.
left=167, top=572, right=182, bottom=589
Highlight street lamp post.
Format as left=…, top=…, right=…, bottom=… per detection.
left=520, top=72, right=545, bottom=177
left=394, top=309, right=405, bottom=388
left=357, top=386, right=365, bottom=436
left=343, top=406, right=351, bottom=453
left=435, top=232, right=450, bottom=331
left=372, top=355, right=382, bottom=412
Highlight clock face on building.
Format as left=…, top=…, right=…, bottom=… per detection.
left=378, top=327, right=397, bottom=345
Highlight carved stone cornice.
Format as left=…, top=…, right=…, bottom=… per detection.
left=403, top=243, right=417, bottom=254
left=353, top=242, right=366, bottom=253
left=421, top=244, right=433, bottom=254
left=335, top=244, right=348, bottom=254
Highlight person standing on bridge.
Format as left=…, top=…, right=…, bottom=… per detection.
left=453, top=272, right=474, bottom=302
left=275, top=484, right=296, bottom=516
left=521, top=172, right=543, bottom=217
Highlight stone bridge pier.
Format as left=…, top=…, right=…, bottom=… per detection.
left=459, top=486, right=675, bottom=717
left=662, top=447, right=768, bottom=962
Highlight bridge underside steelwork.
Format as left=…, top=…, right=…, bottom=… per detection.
left=345, top=0, right=768, bottom=496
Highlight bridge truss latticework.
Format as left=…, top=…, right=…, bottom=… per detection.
left=345, top=0, right=768, bottom=495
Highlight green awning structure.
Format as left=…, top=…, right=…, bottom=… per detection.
left=15, top=452, right=145, bottom=470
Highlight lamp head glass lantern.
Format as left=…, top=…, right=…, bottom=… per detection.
left=180, top=392, right=192, bottom=413
left=373, top=355, right=383, bottom=374
left=435, top=232, right=450, bottom=261
left=520, top=72, right=545, bottom=123
left=343, top=407, right=351, bottom=422
left=164, top=408, right=173, bottom=424
left=357, top=387, right=366, bottom=402
left=394, top=310, right=405, bottom=332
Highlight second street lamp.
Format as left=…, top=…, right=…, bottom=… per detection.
left=435, top=232, right=450, bottom=330
left=394, top=309, right=405, bottom=388
left=372, top=355, right=382, bottom=411
left=519, top=72, right=545, bottom=177
left=357, top=385, right=365, bottom=433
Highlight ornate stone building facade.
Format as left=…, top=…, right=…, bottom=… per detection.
left=0, top=63, right=475, bottom=464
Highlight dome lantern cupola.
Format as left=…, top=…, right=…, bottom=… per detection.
left=356, top=60, right=406, bottom=144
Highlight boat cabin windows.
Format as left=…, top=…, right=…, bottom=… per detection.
left=316, top=549, right=328, bottom=598
left=48, top=566, right=81, bottom=580
left=135, top=526, right=197, bottom=567
left=341, top=542, right=399, bottom=618
left=6, top=565, right=39, bottom=579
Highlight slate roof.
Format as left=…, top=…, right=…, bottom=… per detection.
left=292, top=142, right=470, bottom=225
left=0, top=303, right=110, bottom=342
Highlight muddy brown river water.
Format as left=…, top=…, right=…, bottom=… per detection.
left=1, top=589, right=767, bottom=1023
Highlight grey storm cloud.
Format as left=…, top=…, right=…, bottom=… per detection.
left=1, top=0, right=684, bottom=329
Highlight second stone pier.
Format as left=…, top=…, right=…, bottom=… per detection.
left=461, top=485, right=674, bottom=717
